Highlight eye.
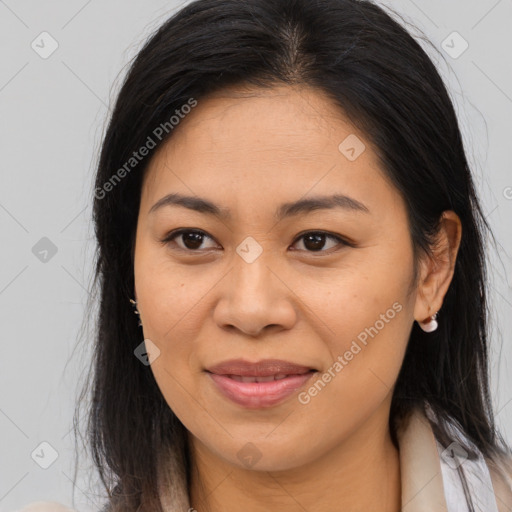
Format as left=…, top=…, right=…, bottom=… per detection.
left=161, top=229, right=219, bottom=252
left=161, top=229, right=351, bottom=254
left=290, top=231, right=349, bottom=253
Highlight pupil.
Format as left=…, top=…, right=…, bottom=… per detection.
left=304, top=233, right=325, bottom=251
left=183, top=232, right=203, bottom=249
left=181, top=232, right=328, bottom=251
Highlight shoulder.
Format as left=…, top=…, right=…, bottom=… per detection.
left=13, top=502, right=77, bottom=512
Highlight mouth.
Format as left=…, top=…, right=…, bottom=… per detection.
left=225, top=373, right=309, bottom=383
left=206, top=358, right=317, bottom=377
left=205, top=359, right=318, bottom=408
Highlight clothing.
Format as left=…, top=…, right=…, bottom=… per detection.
left=15, top=407, right=512, bottom=512
left=397, top=406, right=512, bottom=512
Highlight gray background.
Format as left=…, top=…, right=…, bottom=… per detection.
left=0, top=0, right=511, bottom=510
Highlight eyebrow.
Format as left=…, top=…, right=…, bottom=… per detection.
left=148, top=192, right=370, bottom=220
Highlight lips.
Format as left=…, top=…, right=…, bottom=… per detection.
left=205, top=359, right=317, bottom=408
left=206, top=358, right=316, bottom=377
left=229, top=374, right=290, bottom=383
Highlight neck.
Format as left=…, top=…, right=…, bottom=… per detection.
left=188, top=404, right=401, bottom=512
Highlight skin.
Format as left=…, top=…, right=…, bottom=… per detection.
left=133, top=84, right=462, bottom=512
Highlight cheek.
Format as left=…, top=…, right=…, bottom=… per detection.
left=149, top=358, right=209, bottom=440
left=135, top=241, right=214, bottom=340
left=308, top=290, right=410, bottom=398
left=295, top=249, right=414, bottom=403
left=294, top=249, right=413, bottom=346
left=134, top=247, right=207, bottom=403
left=137, top=266, right=207, bottom=426
left=294, top=284, right=411, bottom=449
left=138, top=270, right=204, bottom=380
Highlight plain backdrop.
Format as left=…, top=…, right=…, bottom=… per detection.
left=0, top=0, right=511, bottom=510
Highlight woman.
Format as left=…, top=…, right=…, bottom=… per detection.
left=18, top=0, right=512, bottom=510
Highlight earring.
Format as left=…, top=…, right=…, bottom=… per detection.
left=419, top=311, right=438, bottom=333
left=129, top=298, right=143, bottom=327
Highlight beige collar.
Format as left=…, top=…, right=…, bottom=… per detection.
left=397, top=406, right=512, bottom=512
left=397, top=407, right=451, bottom=511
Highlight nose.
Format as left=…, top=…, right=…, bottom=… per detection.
left=213, top=254, right=298, bottom=337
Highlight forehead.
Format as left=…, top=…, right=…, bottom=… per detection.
left=141, top=84, right=399, bottom=217
left=158, top=84, right=365, bottom=159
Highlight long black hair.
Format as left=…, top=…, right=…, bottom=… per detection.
left=75, top=0, right=511, bottom=509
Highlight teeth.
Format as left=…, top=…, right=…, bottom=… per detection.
left=229, top=374, right=290, bottom=383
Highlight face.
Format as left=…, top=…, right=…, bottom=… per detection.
left=133, top=84, right=420, bottom=472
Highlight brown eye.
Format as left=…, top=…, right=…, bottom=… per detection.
left=161, top=229, right=350, bottom=254
left=291, top=231, right=348, bottom=253
left=162, top=229, right=218, bottom=251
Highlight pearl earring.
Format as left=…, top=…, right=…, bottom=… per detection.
left=419, top=311, right=438, bottom=333
left=129, top=298, right=143, bottom=327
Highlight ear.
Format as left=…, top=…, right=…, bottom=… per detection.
left=413, top=210, right=462, bottom=324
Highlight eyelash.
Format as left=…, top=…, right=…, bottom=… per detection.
left=160, top=228, right=352, bottom=254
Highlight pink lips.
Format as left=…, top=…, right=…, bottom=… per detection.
left=206, top=359, right=317, bottom=408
